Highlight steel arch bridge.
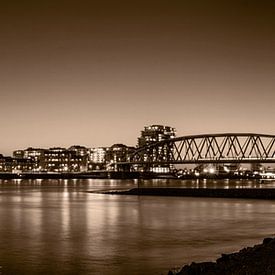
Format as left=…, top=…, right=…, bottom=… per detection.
left=120, top=133, right=275, bottom=166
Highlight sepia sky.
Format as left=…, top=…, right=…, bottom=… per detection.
left=0, top=0, right=275, bottom=155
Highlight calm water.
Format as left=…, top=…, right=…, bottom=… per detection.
left=0, top=179, right=275, bottom=275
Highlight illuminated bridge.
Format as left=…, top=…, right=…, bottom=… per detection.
left=118, top=133, right=275, bottom=167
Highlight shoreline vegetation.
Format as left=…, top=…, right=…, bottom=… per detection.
left=167, top=236, right=275, bottom=275
left=102, top=188, right=275, bottom=200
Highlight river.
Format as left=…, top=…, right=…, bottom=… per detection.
left=0, top=179, right=275, bottom=274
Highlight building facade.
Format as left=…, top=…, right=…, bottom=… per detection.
left=43, top=148, right=70, bottom=172
left=13, top=148, right=45, bottom=170
left=88, top=147, right=108, bottom=170
left=138, top=125, right=176, bottom=148
left=68, top=146, right=88, bottom=172
left=0, top=155, right=12, bottom=172
left=137, top=125, right=176, bottom=173
left=12, top=158, right=36, bottom=173
left=105, top=144, right=135, bottom=171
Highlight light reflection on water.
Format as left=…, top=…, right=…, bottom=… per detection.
left=0, top=179, right=275, bottom=274
left=1, top=178, right=275, bottom=191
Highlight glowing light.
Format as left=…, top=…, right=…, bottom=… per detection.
left=209, top=167, right=215, bottom=174
left=224, top=166, right=230, bottom=172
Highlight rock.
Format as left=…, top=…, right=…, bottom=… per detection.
left=263, top=237, right=273, bottom=245
left=169, top=236, right=275, bottom=275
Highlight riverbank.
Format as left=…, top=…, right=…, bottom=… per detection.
left=168, top=236, right=275, bottom=275
left=102, top=187, right=275, bottom=199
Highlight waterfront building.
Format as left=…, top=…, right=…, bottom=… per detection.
left=0, top=155, right=13, bottom=172
left=23, top=148, right=45, bottom=160
left=13, top=150, right=24, bottom=159
left=69, top=152, right=87, bottom=172
left=24, top=148, right=45, bottom=171
left=0, top=154, right=4, bottom=171
left=68, top=146, right=88, bottom=172
left=44, top=147, right=88, bottom=173
left=68, top=145, right=88, bottom=157
left=137, top=125, right=176, bottom=173
left=12, top=158, right=36, bottom=173
left=13, top=148, right=45, bottom=171
left=138, top=125, right=176, bottom=148
left=106, top=144, right=135, bottom=171
left=12, top=146, right=88, bottom=173
left=44, top=148, right=70, bottom=172
left=88, top=147, right=108, bottom=170
left=0, top=154, right=34, bottom=173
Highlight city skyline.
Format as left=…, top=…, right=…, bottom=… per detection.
left=2, top=124, right=174, bottom=157
left=1, top=1, right=275, bottom=155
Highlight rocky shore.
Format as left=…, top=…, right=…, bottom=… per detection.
left=168, top=236, right=275, bottom=275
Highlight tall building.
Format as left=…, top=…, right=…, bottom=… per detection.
left=137, top=125, right=176, bottom=173
left=138, top=125, right=176, bottom=148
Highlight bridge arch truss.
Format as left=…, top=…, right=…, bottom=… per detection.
left=126, top=133, right=275, bottom=165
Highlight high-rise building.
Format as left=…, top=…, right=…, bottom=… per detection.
left=137, top=125, right=176, bottom=173
left=138, top=125, right=176, bottom=148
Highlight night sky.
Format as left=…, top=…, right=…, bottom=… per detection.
left=0, top=1, right=275, bottom=155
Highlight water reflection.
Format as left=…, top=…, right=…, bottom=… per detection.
left=0, top=180, right=275, bottom=274
left=1, top=178, right=275, bottom=192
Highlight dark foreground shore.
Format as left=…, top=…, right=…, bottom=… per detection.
left=103, top=187, right=275, bottom=200
left=168, top=236, right=275, bottom=275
